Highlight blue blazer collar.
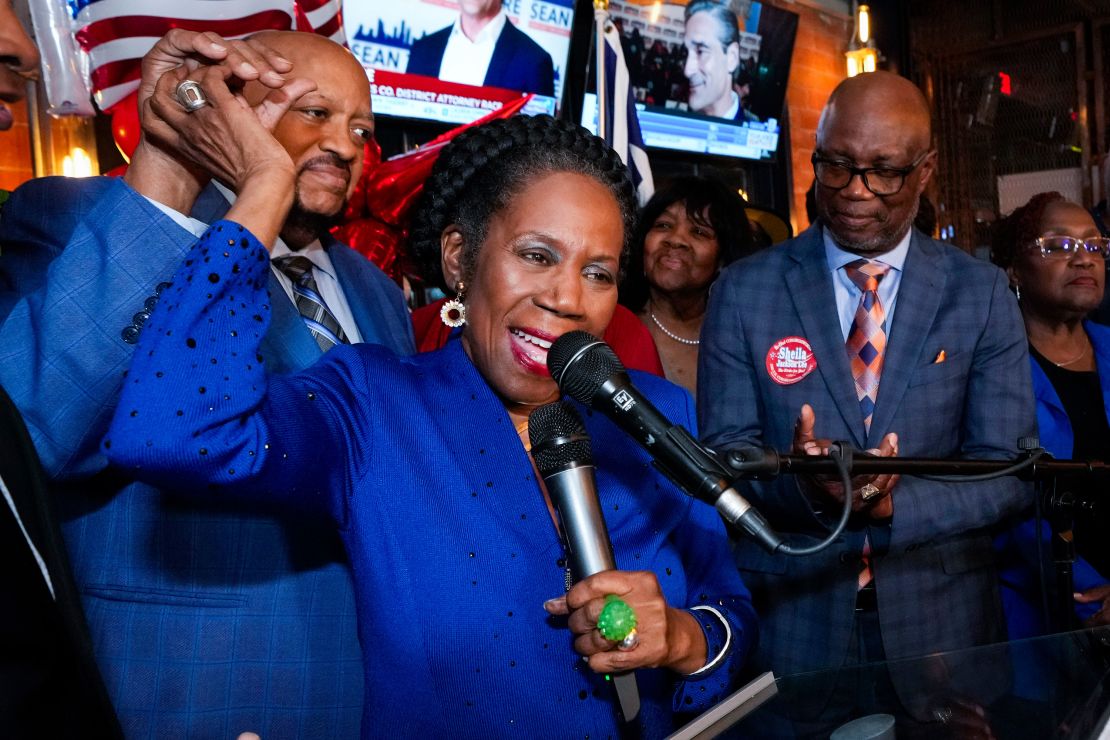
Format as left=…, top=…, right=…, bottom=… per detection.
left=867, top=231, right=946, bottom=444
left=327, top=236, right=406, bottom=351
left=784, top=226, right=867, bottom=446
left=191, top=182, right=232, bottom=225
left=784, top=227, right=945, bottom=446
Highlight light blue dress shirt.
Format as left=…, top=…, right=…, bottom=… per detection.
left=822, top=226, right=912, bottom=340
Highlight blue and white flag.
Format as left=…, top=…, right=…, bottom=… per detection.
left=600, top=19, right=654, bottom=205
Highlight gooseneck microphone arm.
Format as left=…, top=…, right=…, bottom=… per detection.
left=725, top=443, right=1052, bottom=481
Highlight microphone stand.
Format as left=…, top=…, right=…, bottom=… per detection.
left=723, top=441, right=1110, bottom=633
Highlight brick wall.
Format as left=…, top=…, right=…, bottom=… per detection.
left=0, top=98, right=34, bottom=192
left=767, top=0, right=850, bottom=233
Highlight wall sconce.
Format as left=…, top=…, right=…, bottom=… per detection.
left=845, top=2, right=878, bottom=78
left=62, top=147, right=94, bottom=178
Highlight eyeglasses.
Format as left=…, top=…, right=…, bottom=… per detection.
left=1030, top=235, right=1110, bottom=259
left=811, top=151, right=931, bottom=197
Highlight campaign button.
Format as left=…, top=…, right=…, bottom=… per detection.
left=766, top=336, right=816, bottom=385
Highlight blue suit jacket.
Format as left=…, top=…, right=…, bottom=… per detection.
left=0, top=176, right=414, bottom=738
left=698, top=225, right=1035, bottom=713
left=994, top=320, right=1110, bottom=639
left=406, top=20, right=555, bottom=96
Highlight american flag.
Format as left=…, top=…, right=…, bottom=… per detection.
left=70, top=0, right=345, bottom=111
left=599, top=16, right=653, bottom=206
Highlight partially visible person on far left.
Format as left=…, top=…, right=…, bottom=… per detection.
left=102, top=49, right=757, bottom=735
left=990, top=191, right=1110, bottom=638
left=620, top=175, right=757, bottom=396
left=0, top=2, right=121, bottom=736
left=0, top=0, right=37, bottom=135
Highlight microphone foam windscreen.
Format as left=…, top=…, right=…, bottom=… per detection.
left=547, top=331, right=626, bottom=405
left=528, top=401, right=594, bottom=474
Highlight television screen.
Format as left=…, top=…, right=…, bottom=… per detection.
left=582, top=0, right=798, bottom=160
left=344, top=0, right=576, bottom=124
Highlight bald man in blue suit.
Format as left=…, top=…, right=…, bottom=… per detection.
left=699, top=72, right=1034, bottom=730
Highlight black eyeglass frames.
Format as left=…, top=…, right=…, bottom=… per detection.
left=811, top=150, right=931, bottom=197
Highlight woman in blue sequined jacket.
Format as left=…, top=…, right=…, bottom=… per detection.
left=104, top=61, right=756, bottom=739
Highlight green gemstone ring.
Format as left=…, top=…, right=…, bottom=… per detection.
left=597, top=595, right=638, bottom=642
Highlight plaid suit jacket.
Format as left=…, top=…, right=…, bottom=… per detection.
left=0, top=176, right=414, bottom=738
left=698, top=225, right=1035, bottom=712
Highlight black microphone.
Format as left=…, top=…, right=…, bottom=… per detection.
left=528, top=401, right=639, bottom=723
left=548, top=331, right=783, bottom=554
left=529, top=401, right=618, bottom=581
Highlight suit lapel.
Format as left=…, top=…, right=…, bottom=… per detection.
left=786, top=228, right=866, bottom=447
left=262, top=269, right=322, bottom=374
left=868, top=232, right=945, bottom=445
left=328, top=240, right=391, bottom=349
left=1088, top=323, right=1110, bottom=428
left=484, top=24, right=515, bottom=85
left=190, top=183, right=231, bottom=225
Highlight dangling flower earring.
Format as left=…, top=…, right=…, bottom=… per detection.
left=440, top=281, right=467, bottom=328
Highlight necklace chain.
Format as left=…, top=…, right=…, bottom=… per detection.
left=1054, top=343, right=1089, bottom=367
left=649, top=310, right=700, bottom=345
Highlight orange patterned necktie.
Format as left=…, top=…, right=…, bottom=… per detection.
left=845, top=259, right=890, bottom=592
left=845, top=259, right=891, bottom=432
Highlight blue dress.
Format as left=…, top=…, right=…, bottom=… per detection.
left=105, top=220, right=757, bottom=738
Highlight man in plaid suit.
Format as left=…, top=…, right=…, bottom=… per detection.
left=699, top=72, right=1034, bottom=728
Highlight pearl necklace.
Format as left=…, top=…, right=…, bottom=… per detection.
left=650, top=310, right=700, bottom=346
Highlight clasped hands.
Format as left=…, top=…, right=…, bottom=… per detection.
left=129, top=29, right=321, bottom=246
left=793, top=403, right=899, bottom=519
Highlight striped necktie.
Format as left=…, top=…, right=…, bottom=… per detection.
left=273, top=255, right=348, bottom=352
left=845, top=259, right=891, bottom=432
left=845, top=259, right=891, bottom=593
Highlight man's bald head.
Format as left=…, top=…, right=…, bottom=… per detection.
left=812, top=71, right=936, bottom=256
left=244, top=31, right=367, bottom=103
left=818, top=71, right=932, bottom=152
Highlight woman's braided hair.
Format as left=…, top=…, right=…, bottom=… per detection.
left=409, top=114, right=638, bottom=291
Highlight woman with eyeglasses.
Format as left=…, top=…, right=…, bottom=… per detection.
left=990, top=191, right=1110, bottom=637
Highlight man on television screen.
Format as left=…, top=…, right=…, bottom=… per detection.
left=683, top=0, right=759, bottom=122
left=406, top=0, right=555, bottom=96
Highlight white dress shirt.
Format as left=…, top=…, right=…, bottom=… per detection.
left=438, top=10, right=507, bottom=86
left=269, top=238, right=364, bottom=344
left=142, top=195, right=209, bottom=238
left=822, top=226, right=912, bottom=341
left=722, top=91, right=741, bottom=120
